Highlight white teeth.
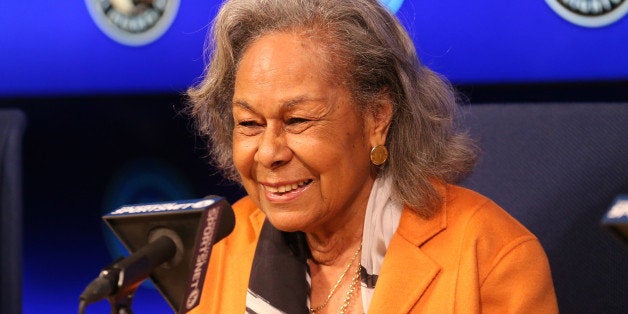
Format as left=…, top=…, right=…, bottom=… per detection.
left=265, top=180, right=309, bottom=193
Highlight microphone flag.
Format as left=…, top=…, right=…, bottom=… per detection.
left=102, top=196, right=235, bottom=312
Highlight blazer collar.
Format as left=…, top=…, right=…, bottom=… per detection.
left=397, top=194, right=448, bottom=247
left=368, top=183, right=448, bottom=313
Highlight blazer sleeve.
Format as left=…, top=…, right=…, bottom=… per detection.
left=479, top=237, right=558, bottom=314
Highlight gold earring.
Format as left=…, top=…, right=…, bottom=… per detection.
left=370, top=145, right=388, bottom=166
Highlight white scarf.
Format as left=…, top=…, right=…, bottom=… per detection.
left=360, top=175, right=403, bottom=312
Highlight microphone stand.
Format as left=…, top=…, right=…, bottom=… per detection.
left=78, top=259, right=139, bottom=314
left=108, top=286, right=137, bottom=314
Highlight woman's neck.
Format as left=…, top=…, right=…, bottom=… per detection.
left=307, top=222, right=364, bottom=314
left=306, top=216, right=364, bottom=266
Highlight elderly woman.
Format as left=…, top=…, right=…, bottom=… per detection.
left=187, top=0, right=558, bottom=313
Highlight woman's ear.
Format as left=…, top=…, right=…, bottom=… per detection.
left=367, top=90, right=394, bottom=147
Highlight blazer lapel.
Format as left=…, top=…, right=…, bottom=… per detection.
left=368, top=193, right=448, bottom=313
left=368, top=233, right=441, bottom=313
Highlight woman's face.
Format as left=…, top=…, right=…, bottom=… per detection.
left=232, top=32, right=388, bottom=234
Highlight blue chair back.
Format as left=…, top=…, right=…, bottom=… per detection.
left=0, top=109, right=26, bottom=314
left=462, top=103, right=627, bottom=313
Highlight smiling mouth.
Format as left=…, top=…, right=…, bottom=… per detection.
left=263, top=179, right=313, bottom=194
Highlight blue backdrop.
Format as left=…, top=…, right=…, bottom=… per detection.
left=1, top=1, right=626, bottom=97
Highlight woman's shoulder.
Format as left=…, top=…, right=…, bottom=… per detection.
left=442, top=184, right=545, bottom=271
left=397, top=183, right=538, bottom=250
left=232, top=195, right=262, bottom=217
left=445, top=184, right=534, bottom=238
left=222, top=196, right=265, bottom=244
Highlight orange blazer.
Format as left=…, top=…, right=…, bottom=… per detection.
left=188, top=184, right=558, bottom=313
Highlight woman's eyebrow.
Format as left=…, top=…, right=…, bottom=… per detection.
left=232, top=100, right=256, bottom=112
left=284, top=96, right=316, bottom=110
left=233, top=95, right=326, bottom=111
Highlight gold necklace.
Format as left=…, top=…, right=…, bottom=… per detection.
left=309, top=244, right=362, bottom=314
left=339, top=260, right=361, bottom=314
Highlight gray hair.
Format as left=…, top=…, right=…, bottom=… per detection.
left=187, top=0, right=477, bottom=217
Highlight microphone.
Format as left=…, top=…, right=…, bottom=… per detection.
left=601, top=195, right=628, bottom=245
left=78, top=196, right=235, bottom=314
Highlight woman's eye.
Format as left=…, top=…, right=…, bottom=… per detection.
left=235, top=120, right=264, bottom=136
left=284, top=117, right=312, bottom=133
left=287, top=117, right=309, bottom=124
left=238, top=120, right=260, bottom=127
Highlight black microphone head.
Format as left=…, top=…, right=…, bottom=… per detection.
left=102, top=196, right=234, bottom=311
left=601, top=195, right=628, bottom=246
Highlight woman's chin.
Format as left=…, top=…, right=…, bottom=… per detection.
left=265, top=212, right=315, bottom=233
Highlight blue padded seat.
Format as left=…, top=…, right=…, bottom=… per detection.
left=462, top=103, right=627, bottom=313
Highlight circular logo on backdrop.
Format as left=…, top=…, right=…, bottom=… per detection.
left=85, top=0, right=180, bottom=46
left=545, top=0, right=628, bottom=27
left=379, top=0, right=405, bottom=13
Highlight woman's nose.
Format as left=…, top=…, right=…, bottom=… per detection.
left=255, top=124, right=292, bottom=169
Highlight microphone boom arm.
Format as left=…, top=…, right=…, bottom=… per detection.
left=78, top=235, right=178, bottom=314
